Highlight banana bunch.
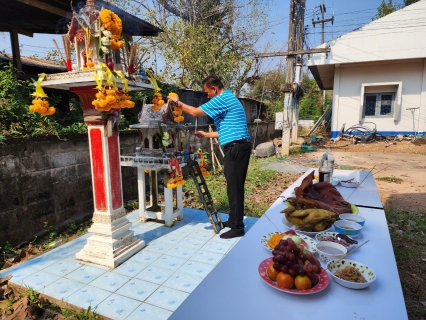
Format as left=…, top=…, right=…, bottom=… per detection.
left=282, top=207, right=336, bottom=232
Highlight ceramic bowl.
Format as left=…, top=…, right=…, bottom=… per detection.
left=326, top=259, right=376, bottom=289
left=340, top=181, right=361, bottom=188
left=334, top=220, right=362, bottom=237
left=339, top=213, right=366, bottom=227
left=315, top=231, right=356, bottom=250
left=315, top=241, right=347, bottom=263
left=331, top=178, right=340, bottom=186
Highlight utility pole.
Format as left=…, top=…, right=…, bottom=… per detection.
left=255, top=0, right=331, bottom=155
left=312, top=0, right=334, bottom=44
left=281, top=0, right=297, bottom=156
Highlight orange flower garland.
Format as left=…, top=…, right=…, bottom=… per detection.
left=91, top=64, right=135, bottom=112
left=99, top=9, right=124, bottom=50
left=91, top=89, right=134, bottom=112
left=29, top=73, right=56, bottom=116
left=151, top=92, right=164, bottom=111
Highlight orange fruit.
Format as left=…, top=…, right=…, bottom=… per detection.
left=267, top=262, right=280, bottom=281
left=294, top=275, right=312, bottom=290
left=276, top=272, right=294, bottom=289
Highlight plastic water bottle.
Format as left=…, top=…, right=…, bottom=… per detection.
left=326, top=149, right=335, bottom=178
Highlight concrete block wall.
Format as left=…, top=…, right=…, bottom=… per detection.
left=0, top=123, right=279, bottom=247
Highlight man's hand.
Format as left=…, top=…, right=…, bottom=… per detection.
left=194, top=131, right=207, bottom=138
left=167, top=95, right=179, bottom=104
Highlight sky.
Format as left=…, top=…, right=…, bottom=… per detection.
left=0, top=0, right=407, bottom=73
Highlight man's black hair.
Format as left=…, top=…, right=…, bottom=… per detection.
left=202, top=75, right=224, bottom=89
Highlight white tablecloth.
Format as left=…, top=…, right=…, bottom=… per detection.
left=170, top=170, right=408, bottom=320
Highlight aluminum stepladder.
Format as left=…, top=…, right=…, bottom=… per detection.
left=186, top=158, right=223, bottom=233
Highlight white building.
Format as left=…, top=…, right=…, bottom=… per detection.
left=307, top=0, right=426, bottom=137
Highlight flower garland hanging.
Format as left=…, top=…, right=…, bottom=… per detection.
left=99, top=8, right=124, bottom=56
left=196, top=148, right=210, bottom=177
left=28, top=73, right=56, bottom=116
left=169, top=92, right=184, bottom=123
left=166, top=157, right=185, bottom=188
left=91, top=63, right=135, bottom=112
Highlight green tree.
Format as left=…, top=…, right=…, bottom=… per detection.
left=244, top=69, right=287, bottom=121
left=373, top=0, right=401, bottom=20
left=112, top=0, right=270, bottom=95
left=298, top=75, right=331, bottom=120
left=404, top=0, right=420, bottom=5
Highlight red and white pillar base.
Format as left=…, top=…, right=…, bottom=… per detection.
left=72, top=87, right=145, bottom=268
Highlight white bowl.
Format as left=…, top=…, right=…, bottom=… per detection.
left=334, top=220, right=363, bottom=237
left=331, top=178, right=340, bottom=186
left=315, top=241, right=347, bottom=263
left=340, top=181, right=361, bottom=188
left=326, top=259, right=376, bottom=289
left=339, top=213, right=366, bottom=227
left=315, top=231, right=356, bottom=250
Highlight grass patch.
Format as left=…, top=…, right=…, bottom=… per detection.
left=386, top=208, right=426, bottom=319
left=183, top=157, right=299, bottom=217
left=289, top=146, right=308, bottom=155
left=377, top=176, right=403, bottom=183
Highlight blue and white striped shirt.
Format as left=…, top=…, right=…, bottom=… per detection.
left=200, top=90, right=250, bottom=147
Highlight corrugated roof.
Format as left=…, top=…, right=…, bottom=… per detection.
left=0, top=0, right=162, bottom=37
left=0, top=54, right=67, bottom=71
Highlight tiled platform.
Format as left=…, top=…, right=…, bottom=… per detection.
left=0, top=209, right=258, bottom=320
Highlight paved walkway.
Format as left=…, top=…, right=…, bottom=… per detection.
left=0, top=209, right=258, bottom=319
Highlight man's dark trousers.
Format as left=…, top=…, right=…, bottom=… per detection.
left=224, top=141, right=251, bottom=231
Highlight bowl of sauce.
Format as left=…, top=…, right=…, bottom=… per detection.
left=339, top=213, right=365, bottom=227
left=334, top=220, right=363, bottom=237
left=315, top=241, right=347, bottom=263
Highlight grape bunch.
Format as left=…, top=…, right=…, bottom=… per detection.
left=272, top=237, right=322, bottom=286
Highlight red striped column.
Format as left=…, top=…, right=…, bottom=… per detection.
left=71, top=86, right=145, bottom=268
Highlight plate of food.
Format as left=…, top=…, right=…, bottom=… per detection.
left=258, top=257, right=329, bottom=295
left=261, top=231, right=317, bottom=253
left=281, top=215, right=334, bottom=237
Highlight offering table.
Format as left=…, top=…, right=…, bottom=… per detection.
left=169, top=169, right=408, bottom=320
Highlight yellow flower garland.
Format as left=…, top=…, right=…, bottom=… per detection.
left=99, top=9, right=123, bottom=49
left=28, top=73, right=56, bottom=116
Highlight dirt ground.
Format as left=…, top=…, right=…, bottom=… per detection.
left=290, top=138, right=426, bottom=213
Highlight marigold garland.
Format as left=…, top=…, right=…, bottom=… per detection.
left=99, top=9, right=124, bottom=54
left=29, top=73, right=56, bottom=116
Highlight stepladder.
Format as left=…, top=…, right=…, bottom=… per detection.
left=187, top=159, right=223, bottom=233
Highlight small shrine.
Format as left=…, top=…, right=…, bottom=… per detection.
left=34, top=0, right=165, bottom=268
left=120, top=101, right=196, bottom=227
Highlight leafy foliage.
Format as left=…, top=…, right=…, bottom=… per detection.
left=244, top=69, right=287, bottom=120
left=373, top=0, right=401, bottom=20
left=245, top=71, right=332, bottom=121
left=113, top=0, right=271, bottom=95
left=0, top=62, right=159, bottom=140
left=298, top=75, right=332, bottom=120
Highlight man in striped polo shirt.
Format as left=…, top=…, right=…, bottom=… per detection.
left=167, top=75, right=251, bottom=239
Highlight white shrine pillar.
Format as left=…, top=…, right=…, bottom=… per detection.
left=71, top=86, right=145, bottom=268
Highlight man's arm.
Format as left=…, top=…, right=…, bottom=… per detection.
left=194, top=130, right=218, bottom=139
left=167, top=95, right=206, bottom=117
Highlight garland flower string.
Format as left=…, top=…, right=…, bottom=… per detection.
left=92, top=63, right=134, bottom=112
left=99, top=8, right=124, bottom=56
left=146, top=69, right=164, bottom=111
left=169, top=92, right=184, bottom=123
left=29, top=73, right=56, bottom=116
